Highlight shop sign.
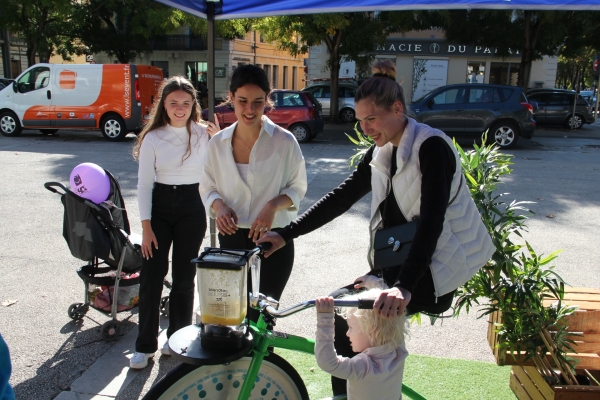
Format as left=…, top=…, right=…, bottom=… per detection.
left=215, top=67, right=226, bottom=78
left=374, top=39, right=520, bottom=57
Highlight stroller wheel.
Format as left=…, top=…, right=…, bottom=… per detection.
left=101, top=320, right=121, bottom=341
left=160, top=296, right=170, bottom=317
left=68, top=303, right=88, bottom=320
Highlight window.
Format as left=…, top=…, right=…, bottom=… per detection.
left=17, top=66, right=50, bottom=93
left=283, top=66, right=288, bottom=89
left=263, top=65, right=271, bottom=85
left=292, top=67, right=297, bottom=90
left=548, top=94, right=569, bottom=106
left=466, top=62, right=485, bottom=83
left=432, top=88, right=465, bottom=105
left=341, top=87, right=356, bottom=98
left=468, top=87, right=499, bottom=103
left=276, top=92, right=306, bottom=107
left=272, top=65, right=278, bottom=89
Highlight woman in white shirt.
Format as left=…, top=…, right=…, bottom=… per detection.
left=201, top=64, right=307, bottom=323
left=130, top=76, right=219, bottom=369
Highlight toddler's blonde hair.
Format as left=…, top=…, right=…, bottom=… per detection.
left=340, top=288, right=406, bottom=348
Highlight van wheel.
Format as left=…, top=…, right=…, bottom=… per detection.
left=489, top=121, right=519, bottom=149
left=340, top=108, right=355, bottom=123
left=40, top=129, right=58, bottom=135
left=0, top=111, right=22, bottom=137
left=566, top=114, right=583, bottom=129
left=289, top=123, right=311, bottom=143
left=101, top=114, right=127, bottom=141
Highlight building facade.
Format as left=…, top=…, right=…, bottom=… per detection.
left=1, top=30, right=31, bottom=79
left=307, top=30, right=558, bottom=100
left=92, top=28, right=306, bottom=102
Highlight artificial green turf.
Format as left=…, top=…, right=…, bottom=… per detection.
left=275, top=349, right=516, bottom=400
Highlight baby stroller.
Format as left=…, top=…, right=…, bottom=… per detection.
left=45, top=169, right=168, bottom=341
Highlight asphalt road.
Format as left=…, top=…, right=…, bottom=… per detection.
left=1, top=122, right=599, bottom=399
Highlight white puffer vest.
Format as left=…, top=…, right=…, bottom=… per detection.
left=368, top=118, right=495, bottom=297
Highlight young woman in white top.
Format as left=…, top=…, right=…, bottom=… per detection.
left=130, top=76, right=219, bottom=369
left=200, top=64, right=307, bottom=322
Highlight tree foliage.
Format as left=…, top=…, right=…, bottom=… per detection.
left=0, top=0, right=75, bottom=66
left=432, top=10, right=566, bottom=89
left=255, top=12, right=418, bottom=122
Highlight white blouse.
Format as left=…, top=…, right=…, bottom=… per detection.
left=137, top=122, right=210, bottom=221
left=200, top=116, right=307, bottom=229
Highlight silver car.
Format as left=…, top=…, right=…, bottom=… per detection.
left=302, top=83, right=357, bottom=123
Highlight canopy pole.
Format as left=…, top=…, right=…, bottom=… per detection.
left=207, top=0, right=217, bottom=247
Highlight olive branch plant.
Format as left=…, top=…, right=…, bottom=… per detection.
left=346, top=123, right=581, bottom=385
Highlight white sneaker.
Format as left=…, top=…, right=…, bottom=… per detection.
left=130, top=352, right=154, bottom=369
left=161, top=341, right=171, bottom=356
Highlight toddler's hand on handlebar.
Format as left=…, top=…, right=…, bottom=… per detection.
left=315, top=296, right=334, bottom=314
left=255, top=232, right=285, bottom=257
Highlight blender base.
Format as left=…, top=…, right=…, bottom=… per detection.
left=168, top=324, right=253, bottom=366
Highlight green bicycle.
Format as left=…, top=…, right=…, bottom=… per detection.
left=143, top=245, right=426, bottom=400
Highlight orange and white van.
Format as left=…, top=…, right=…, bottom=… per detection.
left=0, top=63, right=163, bottom=141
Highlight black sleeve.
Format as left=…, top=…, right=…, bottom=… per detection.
left=278, top=145, right=375, bottom=243
left=395, top=137, right=456, bottom=294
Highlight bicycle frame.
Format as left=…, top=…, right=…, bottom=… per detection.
left=235, top=297, right=427, bottom=400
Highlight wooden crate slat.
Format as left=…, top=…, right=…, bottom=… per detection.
left=563, top=312, right=600, bottom=332
left=522, top=366, right=556, bottom=400
left=562, top=288, right=600, bottom=295
left=554, top=385, right=600, bottom=400
left=511, top=370, right=535, bottom=400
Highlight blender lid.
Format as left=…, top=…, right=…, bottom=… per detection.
left=193, top=247, right=254, bottom=270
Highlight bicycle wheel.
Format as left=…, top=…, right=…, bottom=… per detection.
left=143, top=353, right=309, bottom=400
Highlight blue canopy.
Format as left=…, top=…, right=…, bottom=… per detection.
left=158, top=0, right=600, bottom=19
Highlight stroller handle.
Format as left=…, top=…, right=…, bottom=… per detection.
left=44, top=181, right=101, bottom=210
left=44, top=181, right=68, bottom=195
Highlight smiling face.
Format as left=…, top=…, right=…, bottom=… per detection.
left=355, top=98, right=406, bottom=147
left=346, top=314, right=371, bottom=353
left=230, top=84, right=267, bottom=131
left=164, top=89, right=194, bottom=128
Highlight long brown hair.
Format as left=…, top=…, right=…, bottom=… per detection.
left=133, top=75, right=203, bottom=160
left=355, top=60, right=407, bottom=115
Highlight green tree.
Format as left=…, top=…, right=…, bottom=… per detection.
left=431, top=10, right=566, bottom=90
left=72, top=0, right=251, bottom=63
left=0, top=0, right=75, bottom=66
left=255, top=12, right=418, bottom=123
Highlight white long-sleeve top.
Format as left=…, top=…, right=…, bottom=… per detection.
left=315, top=313, right=408, bottom=400
left=200, top=116, right=307, bottom=229
left=137, top=122, right=210, bottom=221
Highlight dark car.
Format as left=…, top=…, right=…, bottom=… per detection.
left=202, top=89, right=324, bottom=143
left=409, top=83, right=536, bottom=149
left=526, top=89, right=594, bottom=129
left=302, top=82, right=357, bottom=123
left=0, top=78, right=14, bottom=91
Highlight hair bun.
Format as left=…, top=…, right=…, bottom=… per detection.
left=372, top=60, right=397, bottom=80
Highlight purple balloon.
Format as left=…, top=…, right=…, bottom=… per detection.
left=69, top=163, right=111, bottom=203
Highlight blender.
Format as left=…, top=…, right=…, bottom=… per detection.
left=193, top=247, right=260, bottom=350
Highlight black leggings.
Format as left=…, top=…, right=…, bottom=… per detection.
left=328, top=267, right=455, bottom=395
left=136, top=183, right=206, bottom=354
left=218, top=228, right=294, bottom=323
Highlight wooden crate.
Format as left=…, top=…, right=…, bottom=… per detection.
left=487, top=287, right=600, bottom=369
left=510, top=365, right=600, bottom=400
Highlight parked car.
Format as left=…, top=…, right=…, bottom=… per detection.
left=202, top=89, right=324, bottom=143
left=0, top=78, right=14, bottom=91
left=302, top=82, right=357, bottom=123
left=409, top=83, right=536, bottom=149
left=526, top=89, right=594, bottom=129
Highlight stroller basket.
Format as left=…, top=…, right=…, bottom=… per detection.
left=45, top=169, right=145, bottom=341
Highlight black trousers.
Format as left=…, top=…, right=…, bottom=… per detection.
left=218, top=228, right=294, bottom=323
left=135, top=183, right=206, bottom=354
left=328, top=266, right=455, bottom=395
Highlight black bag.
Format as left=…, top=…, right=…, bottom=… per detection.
left=373, top=175, right=463, bottom=270
left=373, top=218, right=418, bottom=269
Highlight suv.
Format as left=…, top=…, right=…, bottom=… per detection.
left=409, top=83, right=536, bottom=149
left=302, top=82, right=357, bottom=123
left=201, top=89, right=324, bottom=143
left=526, top=89, right=594, bottom=129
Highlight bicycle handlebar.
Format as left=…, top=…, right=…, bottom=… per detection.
left=259, top=298, right=375, bottom=318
